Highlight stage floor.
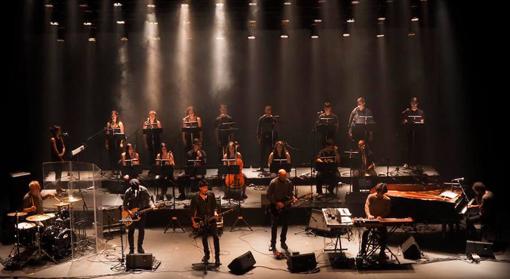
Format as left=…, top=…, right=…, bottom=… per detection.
left=1, top=226, right=509, bottom=278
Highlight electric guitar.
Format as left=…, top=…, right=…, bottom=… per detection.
left=268, top=194, right=309, bottom=216
left=192, top=207, right=236, bottom=235
left=121, top=201, right=167, bottom=227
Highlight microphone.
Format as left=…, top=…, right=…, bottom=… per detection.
left=62, top=132, right=69, bottom=137
left=317, top=110, right=324, bottom=115
left=452, top=177, right=464, bottom=182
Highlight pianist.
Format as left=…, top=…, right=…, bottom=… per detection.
left=360, top=183, right=391, bottom=260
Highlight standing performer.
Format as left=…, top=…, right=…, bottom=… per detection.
left=257, top=105, right=278, bottom=172
left=105, top=110, right=125, bottom=176
left=191, top=180, right=221, bottom=266
left=316, top=101, right=339, bottom=148
left=155, top=143, right=175, bottom=200
left=267, top=169, right=296, bottom=252
left=143, top=110, right=162, bottom=168
left=49, top=125, right=66, bottom=185
left=348, top=97, right=375, bottom=146
left=215, top=104, right=235, bottom=164
left=401, top=97, right=425, bottom=167
left=315, top=139, right=341, bottom=196
left=182, top=106, right=203, bottom=152
left=123, top=179, right=155, bottom=254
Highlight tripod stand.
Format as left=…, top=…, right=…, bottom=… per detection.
left=164, top=179, right=185, bottom=233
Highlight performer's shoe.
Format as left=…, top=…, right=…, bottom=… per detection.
left=128, top=248, right=134, bottom=255
left=215, top=257, right=221, bottom=267
left=280, top=242, right=288, bottom=250
left=137, top=246, right=145, bottom=254
left=202, top=255, right=210, bottom=263
left=269, top=245, right=276, bottom=252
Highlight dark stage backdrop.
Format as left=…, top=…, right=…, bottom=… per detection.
left=7, top=0, right=503, bottom=188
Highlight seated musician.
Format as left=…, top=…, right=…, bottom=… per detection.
left=191, top=180, right=221, bottom=266
left=360, top=183, right=391, bottom=260
left=223, top=141, right=247, bottom=199
left=315, top=139, right=340, bottom=196
left=357, top=140, right=377, bottom=176
left=22, top=181, right=54, bottom=215
left=267, top=140, right=291, bottom=174
left=181, top=138, right=207, bottom=198
left=466, top=182, right=496, bottom=241
left=123, top=179, right=155, bottom=254
left=121, top=143, right=141, bottom=181
left=156, top=143, right=175, bottom=200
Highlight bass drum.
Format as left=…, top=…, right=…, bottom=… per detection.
left=41, top=226, right=75, bottom=259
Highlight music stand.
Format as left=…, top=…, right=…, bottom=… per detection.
left=182, top=123, right=201, bottom=149
left=315, top=159, right=339, bottom=196
left=404, top=115, right=424, bottom=167
left=316, top=116, right=337, bottom=146
left=143, top=127, right=162, bottom=170
left=352, top=115, right=375, bottom=144
left=344, top=151, right=360, bottom=193
left=269, top=159, right=291, bottom=174
left=185, top=161, right=206, bottom=194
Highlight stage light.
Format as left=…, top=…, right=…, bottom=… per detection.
left=83, top=22, right=92, bottom=26
left=116, top=20, right=125, bottom=25
left=377, top=34, right=385, bottom=38
left=113, top=2, right=122, bottom=7
left=347, top=18, right=355, bottom=23
left=249, top=2, right=257, bottom=6
left=284, top=1, right=291, bottom=6
left=411, top=17, right=419, bottom=22
left=50, top=21, right=59, bottom=26
left=314, top=19, right=322, bottom=23
left=147, top=4, right=155, bottom=8
left=248, top=35, right=256, bottom=40
left=280, top=34, right=288, bottom=39
left=378, top=17, right=386, bottom=21
left=342, top=33, right=350, bottom=37
left=45, top=4, right=53, bottom=8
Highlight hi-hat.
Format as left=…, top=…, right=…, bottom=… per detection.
left=7, top=212, right=27, bottom=217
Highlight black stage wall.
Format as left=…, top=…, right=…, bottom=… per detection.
left=6, top=0, right=503, bottom=189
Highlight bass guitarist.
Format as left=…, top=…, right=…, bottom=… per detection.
left=266, top=169, right=297, bottom=253
left=123, top=178, right=155, bottom=254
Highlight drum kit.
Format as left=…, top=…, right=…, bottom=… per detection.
left=4, top=197, right=82, bottom=269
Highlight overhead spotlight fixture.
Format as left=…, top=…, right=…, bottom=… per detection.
left=113, top=2, right=122, bottom=7
left=181, top=3, right=189, bottom=7
left=342, top=33, right=350, bottom=37
left=352, top=0, right=360, bottom=4
left=45, top=4, right=53, bottom=8
left=284, top=1, right=291, bottom=5
left=249, top=2, right=257, bottom=6
left=216, top=3, right=224, bottom=7
left=88, top=38, right=96, bottom=42
left=248, top=35, right=256, bottom=40
left=121, top=37, right=128, bottom=41
left=83, top=22, right=92, bottom=26
left=280, top=34, right=288, bottom=39
left=314, top=19, right=322, bottom=23
left=50, top=21, right=59, bottom=26
left=347, top=18, right=355, bottom=23
left=378, top=17, right=386, bottom=22
left=147, top=4, right=156, bottom=8
left=116, top=20, right=125, bottom=25
left=408, top=32, right=416, bottom=37
left=376, top=34, right=384, bottom=38
left=411, top=17, right=419, bottom=22
left=311, top=35, right=319, bottom=39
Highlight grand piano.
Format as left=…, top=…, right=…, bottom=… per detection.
left=371, top=183, right=468, bottom=233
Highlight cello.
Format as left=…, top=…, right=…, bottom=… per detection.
left=224, top=142, right=245, bottom=189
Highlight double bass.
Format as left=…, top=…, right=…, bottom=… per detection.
left=224, top=142, right=245, bottom=189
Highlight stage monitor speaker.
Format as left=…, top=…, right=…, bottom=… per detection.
left=126, top=254, right=153, bottom=270
left=287, top=253, right=317, bottom=273
left=401, top=236, right=421, bottom=260
left=308, top=209, right=330, bottom=232
left=466, top=240, right=494, bottom=259
left=228, top=251, right=256, bottom=275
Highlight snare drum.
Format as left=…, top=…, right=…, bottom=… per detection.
left=16, top=222, right=36, bottom=247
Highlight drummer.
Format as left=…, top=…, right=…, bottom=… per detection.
left=22, top=181, right=54, bottom=215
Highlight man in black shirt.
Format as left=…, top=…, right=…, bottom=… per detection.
left=215, top=104, right=236, bottom=164
left=22, top=181, right=54, bottom=215
left=348, top=97, right=375, bottom=146
left=316, top=101, right=339, bottom=148
left=123, top=179, right=154, bottom=254
left=257, top=105, right=278, bottom=172
left=267, top=169, right=296, bottom=252
left=191, top=180, right=221, bottom=266
left=401, top=97, right=425, bottom=167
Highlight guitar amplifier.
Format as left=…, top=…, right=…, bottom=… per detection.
left=126, top=254, right=153, bottom=270
left=287, top=253, right=317, bottom=273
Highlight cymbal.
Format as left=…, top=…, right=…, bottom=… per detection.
left=65, top=197, right=82, bottom=203
left=7, top=212, right=27, bottom=217
left=26, top=214, right=52, bottom=222
left=55, top=202, right=70, bottom=207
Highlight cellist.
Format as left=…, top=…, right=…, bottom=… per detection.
left=223, top=141, right=247, bottom=199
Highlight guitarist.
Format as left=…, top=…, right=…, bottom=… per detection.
left=267, top=169, right=296, bottom=252
left=123, top=179, right=155, bottom=254
left=190, top=180, right=221, bottom=266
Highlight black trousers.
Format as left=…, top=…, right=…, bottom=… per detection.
left=270, top=208, right=289, bottom=247
left=316, top=171, right=339, bottom=194
left=128, top=215, right=147, bottom=250
left=259, top=135, right=274, bottom=169
left=360, top=227, right=387, bottom=256
left=201, top=225, right=220, bottom=260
